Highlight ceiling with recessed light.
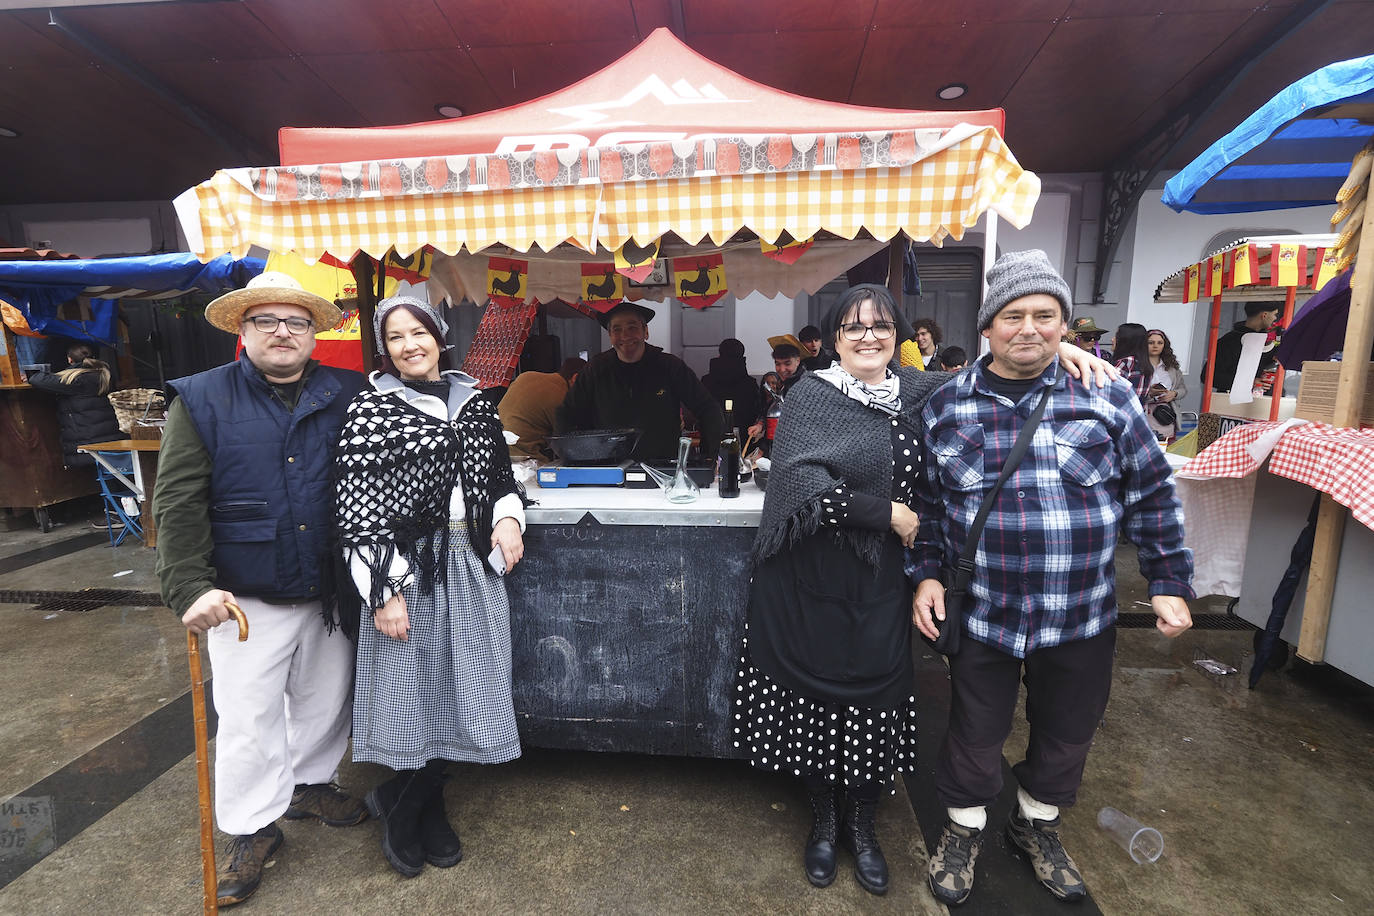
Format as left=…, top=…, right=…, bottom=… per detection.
left=0, top=0, right=1371, bottom=206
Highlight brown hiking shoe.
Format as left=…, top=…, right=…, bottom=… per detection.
left=1006, top=811, right=1087, bottom=902
left=928, top=820, right=984, bottom=906
left=216, top=823, right=283, bottom=907
left=284, top=782, right=368, bottom=827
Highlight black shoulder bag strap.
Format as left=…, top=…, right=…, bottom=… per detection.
left=948, top=368, right=1060, bottom=593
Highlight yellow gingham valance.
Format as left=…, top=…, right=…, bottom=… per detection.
left=177, top=125, right=1039, bottom=261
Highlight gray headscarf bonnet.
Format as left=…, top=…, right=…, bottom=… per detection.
left=372, top=295, right=452, bottom=354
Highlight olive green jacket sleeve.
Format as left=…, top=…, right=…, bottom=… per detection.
left=152, top=398, right=216, bottom=616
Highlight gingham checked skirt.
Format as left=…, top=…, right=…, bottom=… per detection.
left=352, top=522, right=521, bottom=769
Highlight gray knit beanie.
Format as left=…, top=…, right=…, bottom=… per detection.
left=977, top=249, right=1073, bottom=331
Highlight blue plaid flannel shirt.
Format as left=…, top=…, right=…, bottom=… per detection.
left=906, top=356, right=1194, bottom=658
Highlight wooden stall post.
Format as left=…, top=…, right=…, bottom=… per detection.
left=1297, top=170, right=1374, bottom=663
left=1201, top=291, right=1223, bottom=414
left=350, top=256, right=377, bottom=374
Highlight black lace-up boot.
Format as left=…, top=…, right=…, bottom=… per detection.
left=841, top=789, right=888, bottom=895
left=803, top=783, right=839, bottom=887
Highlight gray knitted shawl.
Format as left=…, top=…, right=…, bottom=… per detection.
left=750, top=366, right=950, bottom=570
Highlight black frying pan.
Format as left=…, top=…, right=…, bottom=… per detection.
left=546, top=428, right=642, bottom=464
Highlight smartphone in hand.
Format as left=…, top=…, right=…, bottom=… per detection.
left=487, top=544, right=507, bottom=576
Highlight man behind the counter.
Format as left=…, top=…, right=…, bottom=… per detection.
left=557, top=301, right=724, bottom=461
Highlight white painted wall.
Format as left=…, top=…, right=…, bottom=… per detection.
left=734, top=291, right=803, bottom=376
left=998, top=191, right=1072, bottom=274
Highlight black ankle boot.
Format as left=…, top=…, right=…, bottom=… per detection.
left=842, top=791, right=889, bottom=896
left=365, top=770, right=428, bottom=877
left=420, top=775, right=463, bottom=868
left=804, top=784, right=839, bottom=887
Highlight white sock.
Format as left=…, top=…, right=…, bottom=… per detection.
left=947, top=805, right=987, bottom=831
left=1017, top=787, right=1059, bottom=823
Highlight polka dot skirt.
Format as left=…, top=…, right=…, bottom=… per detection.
left=732, top=632, right=918, bottom=792
left=735, top=415, right=922, bottom=791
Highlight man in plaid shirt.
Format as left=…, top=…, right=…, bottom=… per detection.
left=909, top=250, right=1194, bottom=908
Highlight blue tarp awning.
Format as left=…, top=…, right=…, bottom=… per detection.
left=0, top=252, right=264, bottom=344
left=1162, top=54, right=1374, bottom=214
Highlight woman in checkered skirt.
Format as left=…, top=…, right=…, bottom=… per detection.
left=334, top=295, right=528, bottom=878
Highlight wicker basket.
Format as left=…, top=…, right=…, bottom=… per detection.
left=108, top=388, right=166, bottom=434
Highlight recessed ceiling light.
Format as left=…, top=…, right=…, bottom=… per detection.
left=435, top=104, right=465, bottom=119
left=936, top=83, right=967, bottom=101
left=0, top=126, right=19, bottom=139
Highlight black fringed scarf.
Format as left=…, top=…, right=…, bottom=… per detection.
left=332, top=379, right=525, bottom=639
left=750, top=367, right=949, bottom=571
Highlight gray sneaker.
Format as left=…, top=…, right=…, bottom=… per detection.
left=1006, top=811, right=1087, bottom=902
left=927, top=820, right=983, bottom=906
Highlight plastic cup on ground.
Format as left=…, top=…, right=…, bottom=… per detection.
left=1097, top=807, right=1164, bottom=864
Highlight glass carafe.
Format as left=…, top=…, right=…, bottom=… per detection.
left=665, top=435, right=700, bottom=503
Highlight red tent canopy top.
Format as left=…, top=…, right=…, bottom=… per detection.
left=279, top=28, right=1004, bottom=167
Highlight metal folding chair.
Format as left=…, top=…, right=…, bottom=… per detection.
left=93, top=451, right=144, bottom=547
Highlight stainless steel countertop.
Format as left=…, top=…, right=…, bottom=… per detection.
left=523, top=481, right=765, bottom=527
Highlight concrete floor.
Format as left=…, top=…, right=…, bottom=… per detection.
left=1, top=506, right=1372, bottom=914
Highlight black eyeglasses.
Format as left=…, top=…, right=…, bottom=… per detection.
left=244, top=315, right=314, bottom=335
left=839, top=321, right=896, bottom=341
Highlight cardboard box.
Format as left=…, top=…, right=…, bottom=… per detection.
left=1294, top=361, right=1374, bottom=427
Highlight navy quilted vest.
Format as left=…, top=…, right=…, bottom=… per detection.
left=170, top=353, right=364, bottom=601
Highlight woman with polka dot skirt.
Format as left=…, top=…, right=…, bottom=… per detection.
left=334, top=296, right=528, bottom=878
left=736, top=284, right=948, bottom=896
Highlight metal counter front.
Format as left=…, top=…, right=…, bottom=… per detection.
left=506, top=485, right=764, bottom=758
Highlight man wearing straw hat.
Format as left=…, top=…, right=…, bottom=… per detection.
left=153, top=272, right=368, bottom=906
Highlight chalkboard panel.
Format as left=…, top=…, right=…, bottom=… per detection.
left=507, top=515, right=753, bottom=758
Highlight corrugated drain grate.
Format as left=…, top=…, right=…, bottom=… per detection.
left=0, top=589, right=163, bottom=613
left=1118, top=613, right=1255, bottom=631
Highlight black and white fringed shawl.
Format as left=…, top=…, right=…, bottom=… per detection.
left=333, top=384, right=525, bottom=639
left=750, top=367, right=950, bottom=572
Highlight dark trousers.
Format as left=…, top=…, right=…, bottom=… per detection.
left=935, top=628, right=1116, bottom=810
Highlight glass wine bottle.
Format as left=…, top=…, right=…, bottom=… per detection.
left=718, top=399, right=741, bottom=498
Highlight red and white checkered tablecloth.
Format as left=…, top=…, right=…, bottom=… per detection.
left=1268, top=423, right=1374, bottom=532
left=1180, top=420, right=1374, bottom=532
left=1178, top=420, right=1288, bottom=479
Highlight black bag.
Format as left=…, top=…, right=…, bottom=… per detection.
left=930, top=564, right=968, bottom=655
left=1152, top=402, right=1177, bottom=426
left=925, top=371, right=1057, bottom=656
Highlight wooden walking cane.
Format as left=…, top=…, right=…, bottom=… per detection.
left=188, top=601, right=248, bottom=916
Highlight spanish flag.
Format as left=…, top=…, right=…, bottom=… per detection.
left=1183, top=263, right=1201, bottom=303
left=1269, top=243, right=1306, bottom=288
left=1229, top=243, right=1258, bottom=287
left=264, top=251, right=362, bottom=372
left=1311, top=248, right=1342, bottom=291
left=1205, top=253, right=1226, bottom=297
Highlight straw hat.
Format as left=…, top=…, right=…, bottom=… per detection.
left=767, top=333, right=805, bottom=354
left=204, top=271, right=342, bottom=335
